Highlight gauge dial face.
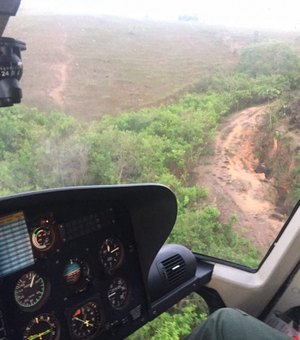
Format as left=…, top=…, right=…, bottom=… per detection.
left=70, top=301, right=103, bottom=339
left=99, top=238, right=124, bottom=272
left=23, top=314, right=60, bottom=340
left=14, top=271, right=49, bottom=310
left=63, top=259, right=89, bottom=287
left=107, top=277, right=130, bottom=310
left=63, top=260, right=82, bottom=285
left=32, top=223, right=55, bottom=251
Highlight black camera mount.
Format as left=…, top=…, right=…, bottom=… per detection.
left=0, top=37, right=26, bottom=107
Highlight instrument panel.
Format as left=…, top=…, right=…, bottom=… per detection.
left=0, top=201, right=148, bottom=339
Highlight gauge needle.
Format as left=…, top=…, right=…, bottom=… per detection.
left=73, top=316, right=93, bottom=327
left=30, top=273, right=36, bottom=288
left=111, top=247, right=119, bottom=253
left=28, top=328, right=51, bottom=340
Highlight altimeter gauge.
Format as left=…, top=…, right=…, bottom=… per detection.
left=99, top=237, right=124, bottom=272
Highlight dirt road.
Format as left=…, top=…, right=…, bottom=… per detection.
left=195, top=105, right=283, bottom=251
left=49, top=32, right=72, bottom=109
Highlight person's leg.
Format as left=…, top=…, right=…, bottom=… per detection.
left=187, top=308, right=290, bottom=340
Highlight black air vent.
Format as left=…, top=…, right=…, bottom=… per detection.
left=148, top=244, right=197, bottom=302
left=161, top=254, right=186, bottom=285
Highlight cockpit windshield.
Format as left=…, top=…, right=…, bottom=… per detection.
left=2, top=0, right=300, bottom=270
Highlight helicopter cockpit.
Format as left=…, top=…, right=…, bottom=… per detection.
left=0, top=184, right=210, bottom=339
left=1, top=1, right=300, bottom=339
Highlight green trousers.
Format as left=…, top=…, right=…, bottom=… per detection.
left=187, top=308, right=290, bottom=340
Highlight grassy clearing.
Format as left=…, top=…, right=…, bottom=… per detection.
left=6, top=15, right=249, bottom=120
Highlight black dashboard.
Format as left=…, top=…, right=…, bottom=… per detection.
left=0, top=185, right=213, bottom=340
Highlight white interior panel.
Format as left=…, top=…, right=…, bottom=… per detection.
left=206, top=206, right=300, bottom=317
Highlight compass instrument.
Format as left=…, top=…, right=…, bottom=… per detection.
left=69, top=301, right=103, bottom=339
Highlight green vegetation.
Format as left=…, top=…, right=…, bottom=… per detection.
left=1, top=41, right=300, bottom=338
left=0, top=45, right=298, bottom=266
left=238, top=43, right=300, bottom=89
left=130, top=298, right=207, bottom=340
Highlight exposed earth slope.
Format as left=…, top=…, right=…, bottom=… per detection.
left=195, top=106, right=283, bottom=250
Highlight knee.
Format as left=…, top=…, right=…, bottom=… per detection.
left=213, top=307, right=240, bottom=318
left=210, top=307, right=248, bottom=325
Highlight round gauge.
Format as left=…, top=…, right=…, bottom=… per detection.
left=23, top=314, right=60, bottom=340
left=99, top=238, right=124, bottom=272
left=31, top=223, right=55, bottom=252
left=63, top=260, right=82, bottom=285
left=70, top=301, right=103, bottom=339
left=14, top=271, right=49, bottom=311
left=107, top=277, right=130, bottom=310
left=63, top=259, right=89, bottom=286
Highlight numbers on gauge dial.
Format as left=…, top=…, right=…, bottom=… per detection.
left=107, top=277, right=130, bottom=309
left=70, top=301, right=103, bottom=339
left=31, top=222, right=55, bottom=252
left=99, top=238, right=124, bottom=272
left=14, top=271, right=49, bottom=311
left=23, top=314, right=60, bottom=340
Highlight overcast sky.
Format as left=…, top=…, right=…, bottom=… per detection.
left=20, top=0, right=300, bottom=31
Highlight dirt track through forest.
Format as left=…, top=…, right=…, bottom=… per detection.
left=195, top=105, right=283, bottom=250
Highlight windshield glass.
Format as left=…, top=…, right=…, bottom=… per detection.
left=3, top=0, right=300, bottom=269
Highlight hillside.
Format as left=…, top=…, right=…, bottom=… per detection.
left=2, top=14, right=300, bottom=251
left=5, top=15, right=244, bottom=120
